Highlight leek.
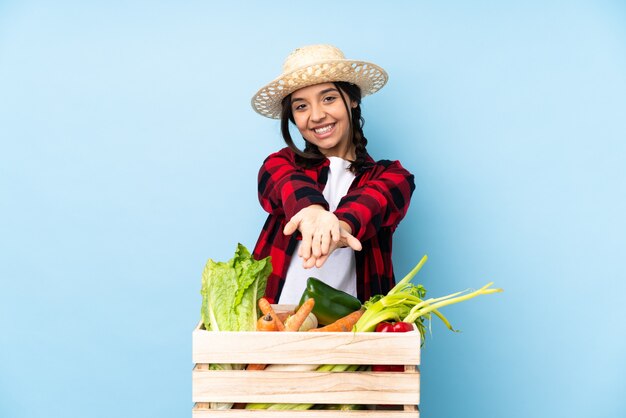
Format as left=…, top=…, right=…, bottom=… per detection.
left=353, top=255, right=503, bottom=342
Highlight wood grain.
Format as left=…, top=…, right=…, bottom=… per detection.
left=192, top=369, right=420, bottom=404
left=192, top=321, right=421, bottom=365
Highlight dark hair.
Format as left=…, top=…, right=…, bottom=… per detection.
left=280, top=81, right=369, bottom=173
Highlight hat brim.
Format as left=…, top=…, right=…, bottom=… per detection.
left=251, top=59, right=388, bottom=119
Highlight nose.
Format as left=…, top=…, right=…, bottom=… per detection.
left=310, top=103, right=326, bottom=122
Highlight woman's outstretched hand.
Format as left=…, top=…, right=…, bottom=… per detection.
left=283, top=205, right=362, bottom=268
left=308, top=220, right=361, bottom=268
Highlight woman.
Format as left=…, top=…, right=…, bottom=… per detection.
left=251, top=45, right=415, bottom=304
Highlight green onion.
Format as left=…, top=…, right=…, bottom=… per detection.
left=353, top=255, right=503, bottom=342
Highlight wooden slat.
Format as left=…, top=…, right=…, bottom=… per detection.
left=192, top=406, right=419, bottom=417
left=192, top=322, right=420, bottom=365
left=192, top=369, right=420, bottom=405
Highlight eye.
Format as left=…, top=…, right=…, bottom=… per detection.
left=293, top=103, right=306, bottom=111
left=323, top=95, right=337, bottom=103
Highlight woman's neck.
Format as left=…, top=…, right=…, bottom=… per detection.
left=321, top=145, right=356, bottom=161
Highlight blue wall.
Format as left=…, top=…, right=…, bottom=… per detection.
left=1, top=1, right=625, bottom=417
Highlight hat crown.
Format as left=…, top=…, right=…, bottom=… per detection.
left=282, top=44, right=346, bottom=73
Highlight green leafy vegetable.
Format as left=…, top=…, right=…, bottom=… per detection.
left=353, top=255, right=503, bottom=343
left=200, top=243, right=272, bottom=332
left=199, top=243, right=272, bottom=411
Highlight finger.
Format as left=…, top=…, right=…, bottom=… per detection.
left=283, top=218, right=299, bottom=235
left=303, top=255, right=317, bottom=269
left=342, top=232, right=362, bottom=251
left=330, top=224, right=341, bottom=243
left=316, top=238, right=339, bottom=268
left=315, top=253, right=329, bottom=268
left=300, top=233, right=313, bottom=260
left=311, top=231, right=323, bottom=258
left=320, top=231, right=331, bottom=255
left=283, top=218, right=298, bottom=235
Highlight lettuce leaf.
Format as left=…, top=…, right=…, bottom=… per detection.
left=200, top=243, right=271, bottom=332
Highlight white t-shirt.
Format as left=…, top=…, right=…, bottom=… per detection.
left=278, top=157, right=357, bottom=304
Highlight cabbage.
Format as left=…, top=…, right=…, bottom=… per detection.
left=200, top=243, right=271, bottom=332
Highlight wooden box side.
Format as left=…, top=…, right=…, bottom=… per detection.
left=192, top=368, right=420, bottom=405
left=192, top=321, right=421, bottom=365
left=192, top=304, right=420, bottom=416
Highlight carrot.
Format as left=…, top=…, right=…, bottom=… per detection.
left=284, top=298, right=315, bottom=332
left=249, top=310, right=278, bottom=371
left=308, top=308, right=365, bottom=332
left=256, top=313, right=278, bottom=331
left=246, top=363, right=267, bottom=371
left=258, top=298, right=285, bottom=331
left=248, top=300, right=292, bottom=372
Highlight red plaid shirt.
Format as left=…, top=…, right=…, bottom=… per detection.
left=253, top=147, right=415, bottom=303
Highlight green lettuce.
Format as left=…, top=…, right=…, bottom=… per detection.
left=200, top=243, right=272, bottom=332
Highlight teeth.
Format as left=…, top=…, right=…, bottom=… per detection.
left=314, top=124, right=334, bottom=134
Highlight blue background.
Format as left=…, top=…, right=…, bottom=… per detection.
left=1, top=1, right=625, bottom=417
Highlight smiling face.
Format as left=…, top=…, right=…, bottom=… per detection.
left=290, top=83, right=357, bottom=160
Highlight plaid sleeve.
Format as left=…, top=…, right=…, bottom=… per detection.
left=257, top=148, right=329, bottom=219
left=334, top=160, right=415, bottom=241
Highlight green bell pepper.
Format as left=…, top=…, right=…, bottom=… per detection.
left=297, top=277, right=362, bottom=325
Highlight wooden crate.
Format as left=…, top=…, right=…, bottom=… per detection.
left=192, top=305, right=421, bottom=417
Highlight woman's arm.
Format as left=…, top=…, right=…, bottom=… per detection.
left=334, top=160, right=415, bottom=242
left=259, top=149, right=356, bottom=265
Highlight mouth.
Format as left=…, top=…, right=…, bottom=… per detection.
left=311, top=123, right=336, bottom=137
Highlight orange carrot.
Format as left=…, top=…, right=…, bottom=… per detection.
left=284, top=298, right=315, bottom=332
left=256, top=313, right=278, bottom=331
left=258, top=298, right=285, bottom=331
left=249, top=310, right=277, bottom=371
left=308, top=308, right=365, bottom=332
left=246, top=363, right=267, bottom=371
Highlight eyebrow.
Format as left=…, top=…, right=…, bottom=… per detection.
left=292, top=87, right=339, bottom=103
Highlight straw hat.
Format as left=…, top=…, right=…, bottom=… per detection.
left=251, top=44, right=388, bottom=119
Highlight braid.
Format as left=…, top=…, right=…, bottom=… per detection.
left=332, top=82, right=369, bottom=174
left=350, top=105, right=369, bottom=173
